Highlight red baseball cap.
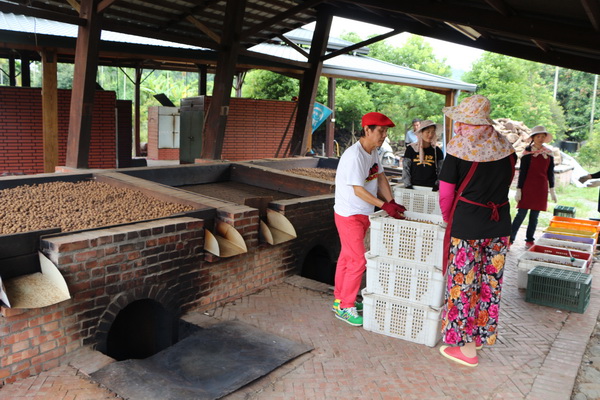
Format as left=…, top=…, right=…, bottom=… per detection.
left=361, top=112, right=395, bottom=127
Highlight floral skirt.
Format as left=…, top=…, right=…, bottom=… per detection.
left=441, top=236, right=509, bottom=347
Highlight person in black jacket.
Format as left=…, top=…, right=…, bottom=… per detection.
left=402, top=120, right=444, bottom=190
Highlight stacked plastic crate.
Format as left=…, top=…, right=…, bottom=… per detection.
left=515, top=215, right=598, bottom=313
left=362, top=187, right=445, bottom=347
left=516, top=216, right=599, bottom=289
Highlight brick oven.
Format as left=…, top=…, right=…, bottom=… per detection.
left=0, top=157, right=339, bottom=384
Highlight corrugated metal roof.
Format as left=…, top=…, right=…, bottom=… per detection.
left=250, top=43, right=477, bottom=91
left=279, top=27, right=369, bottom=55
left=1, top=11, right=475, bottom=92
left=0, top=12, right=204, bottom=49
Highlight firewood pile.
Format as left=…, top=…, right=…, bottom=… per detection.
left=493, top=118, right=562, bottom=165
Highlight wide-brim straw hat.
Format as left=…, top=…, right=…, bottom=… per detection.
left=526, top=125, right=553, bottom=143
left=415, top=120, right=442, bottom=137
left=442, top=94, right=493, bottom=125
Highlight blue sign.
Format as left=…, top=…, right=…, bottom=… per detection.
left=311, top=102, right=333, bottom=133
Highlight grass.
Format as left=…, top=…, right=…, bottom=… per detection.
left=509, top=185, right=599, bottom=232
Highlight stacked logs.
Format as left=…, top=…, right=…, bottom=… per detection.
left=493, top=118, right=562, bottom=165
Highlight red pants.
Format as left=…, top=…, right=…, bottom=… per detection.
left=334, top=213, right=370, bottom=309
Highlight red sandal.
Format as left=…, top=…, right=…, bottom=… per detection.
left=440, top=345, right=479, bottom=367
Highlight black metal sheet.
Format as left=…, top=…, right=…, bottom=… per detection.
left=91, top=320, right=312, bottom=400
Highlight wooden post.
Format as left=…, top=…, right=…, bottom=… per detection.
left=201, top=0, right=246, bottom=160
left=8, top=56, right=16, bottom=86
left=21, top=56, right=31, bottom=87
left=325, top=77, right=336, bottom=157
left=444, top=90, right=458, bottom=146
left=134, top=66, right=142, bottom=157
left=66, top=0, right=102, bottom=168
left=289, top=9, right=332, bottom=156
left=197, top=64, right=208, bottom=96
left=41, top=49, right=58, bottom=173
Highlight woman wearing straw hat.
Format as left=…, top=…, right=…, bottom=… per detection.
left=509, top=126, right=557, bottom=248
left=437, top=95, right=517, bottom=367
left=402, top=120, right=444, bottom=190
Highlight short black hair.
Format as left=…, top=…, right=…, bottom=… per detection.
left=412, top=118, right=421, bottom=124
left=360, top=125, right=377, bottom=137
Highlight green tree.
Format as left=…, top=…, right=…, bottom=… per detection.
left=243, top=70, right=299, bottom=100
left=334, top=81, right=374, bottom=133
left=539, top=66, right=597, bottom=142
left=462, top=53, right=565, bottom=136
left=363, top=35, right=453, bottom=142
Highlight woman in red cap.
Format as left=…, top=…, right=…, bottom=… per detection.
left=332, top=112, right=406, bottom=326
left=437, top=95, right=517, bottom=367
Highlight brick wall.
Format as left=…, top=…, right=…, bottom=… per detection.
left=216, top=97, right=297, bottom=161
left=147, top=97, right=297, bottom=161
left=0, top=202, right=304, bottom=384
left=271, top=194, right=339, bottom=275
left=0, top=87, right=117, bottom=175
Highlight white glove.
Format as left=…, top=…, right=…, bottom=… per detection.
left=515, top=188, right=522, bottom=202
left=549, top=188, right=557, bottom=203
left=586, top=180, right=600, bottom=188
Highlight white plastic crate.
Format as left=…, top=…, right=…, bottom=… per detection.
left=365, top=252, right=444, bottom=307
left=536, top=237, right=595, bottom=253
left=369, top=211, right=445, bottom=267
left=516, top=252, right=587, bottom=289
left=394, top=186, right=441, bottom=215
left=362, top=289, right=442, bottom=347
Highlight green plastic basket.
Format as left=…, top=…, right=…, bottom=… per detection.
left=553, top=205, right=576, bottom=218
left=526, top=266, right=591, bottom=313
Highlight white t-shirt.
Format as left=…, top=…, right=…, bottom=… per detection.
left=334, top=140, right=382, bottom=217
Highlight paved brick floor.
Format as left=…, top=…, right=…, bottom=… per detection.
left=2, top=231, right=599, bottom=400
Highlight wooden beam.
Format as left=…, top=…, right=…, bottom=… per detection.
left=66, top=0, right=80, bottom=13
left=41, top=49, right=59, bottom=173
left=201, top=0, right=247, bottom=160
left=66, top=0, right=102, bottom=169
left=289, top=9, right=332, bottom=156
left=581, top=0, right=600, bottom=31
left=277, top=34, right=310, bottom=58
left=186, top=15, right=221, bottom=44
left=332, top=6, right=600, bottom=74
left=97, top=0, right=119, bottom=14
left=322, top=29, right=402, bottom=61
left=484, top=0, right=512, bottom=17
left=345, top=0, right=600, bottom=52
left=532, top=39, right=550, bottom=52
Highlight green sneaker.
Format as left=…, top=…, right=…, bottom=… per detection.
left=332, top=299, right=363, bottom=313
left=335, top=306, right=363, bottom=326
